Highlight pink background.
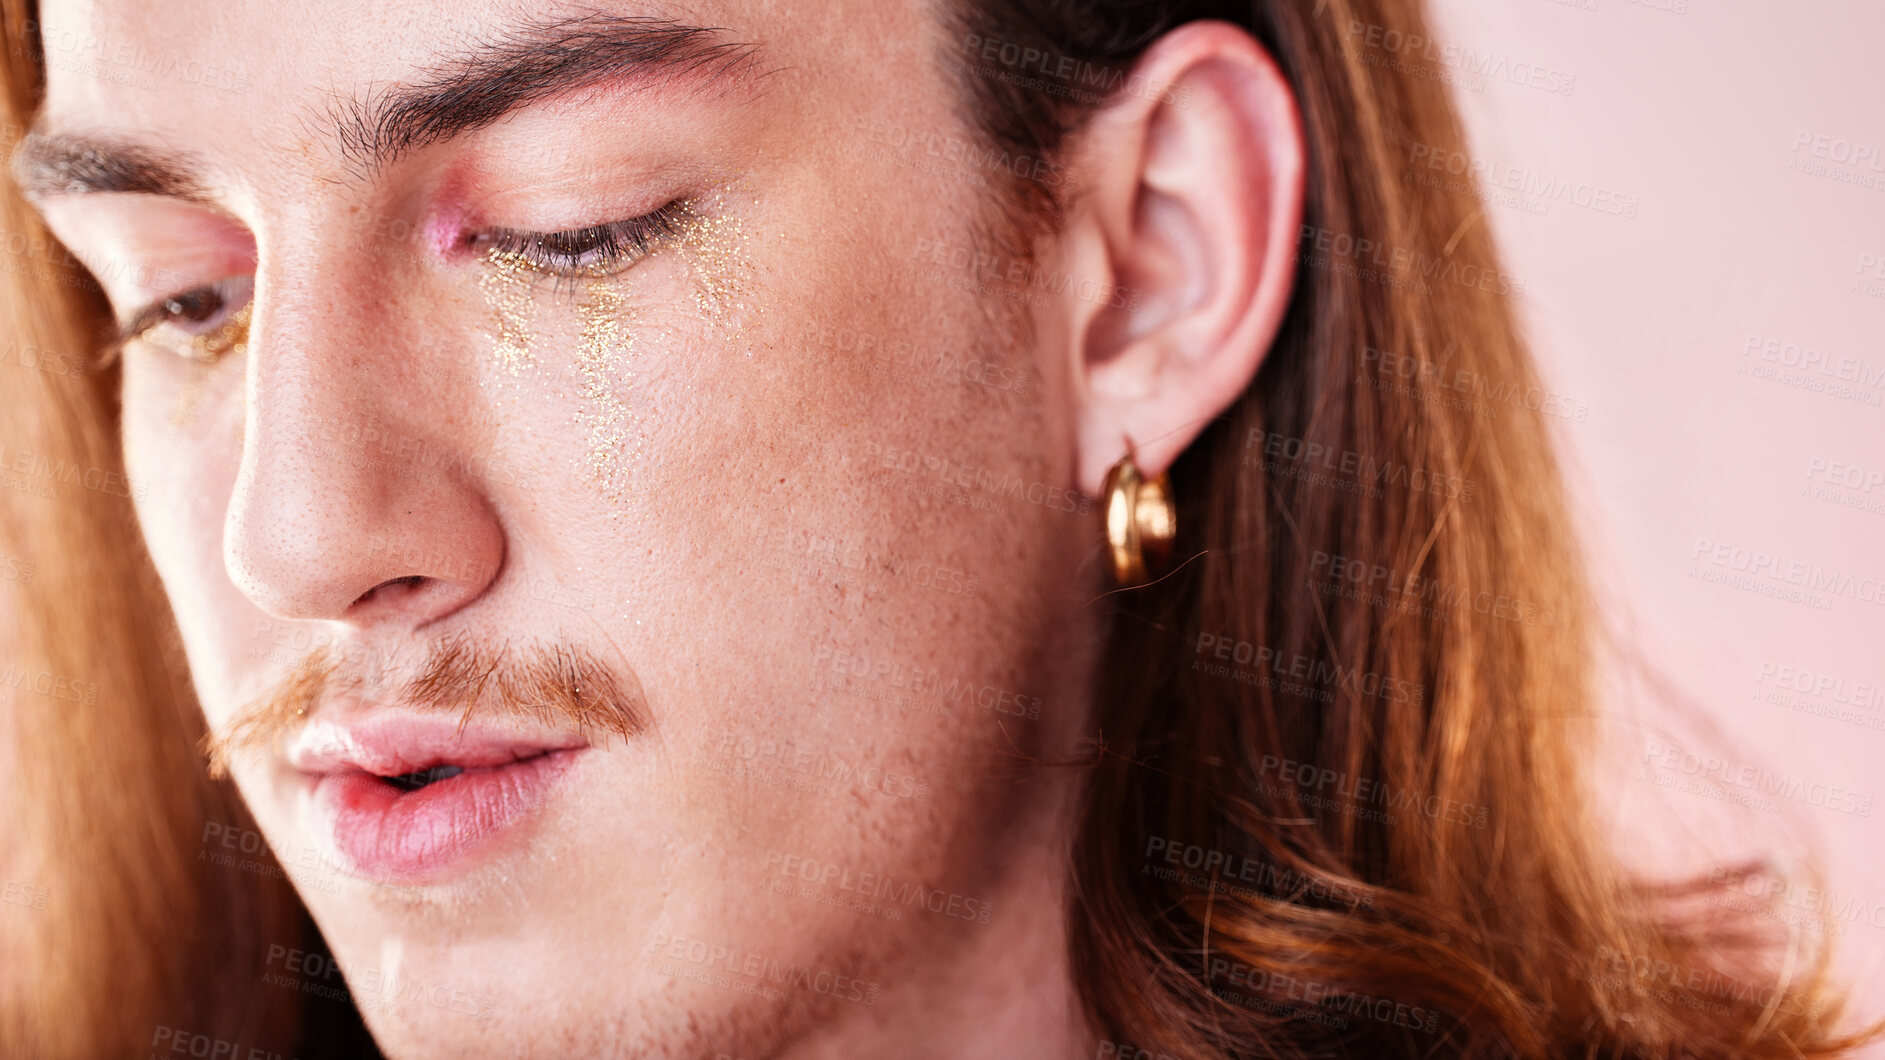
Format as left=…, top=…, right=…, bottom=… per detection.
left=1429, top=0, right=1885, bottom=1034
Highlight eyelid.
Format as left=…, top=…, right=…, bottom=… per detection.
left=105, top=275, right=255, bottom=368
left=469, top=198, right=692, bottom=279
left=113, top=301, right=172, bottom=349
left=101, top=300, right=179, bottom=369
left=89, top=200, right=695, bottom=367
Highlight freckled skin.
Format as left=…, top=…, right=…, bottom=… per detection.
left=34, top=0, right=1106, bottom=1056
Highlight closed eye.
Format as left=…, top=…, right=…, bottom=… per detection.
left=469, top=198, right=692, bottom=279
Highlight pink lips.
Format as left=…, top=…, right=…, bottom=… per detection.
left=287, top=711, right=588, bottom=882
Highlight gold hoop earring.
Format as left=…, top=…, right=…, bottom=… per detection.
left=1102, top=446, right=1176, bottom=586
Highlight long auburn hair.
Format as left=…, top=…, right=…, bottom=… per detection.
left=0, top=0, right=1872, bottom=1058
left=963, top=0, right=1874, bottom=1057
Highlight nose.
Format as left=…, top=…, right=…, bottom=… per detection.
left=222, top=255, right=504, bottom=631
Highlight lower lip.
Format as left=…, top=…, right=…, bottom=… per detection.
left=308, top=750, right=581, bottom=882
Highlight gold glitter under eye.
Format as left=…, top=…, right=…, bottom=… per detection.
left=479, top=246, right=539, bottom=375
left=575, top=276, right=638, bottom=503
left=466, top=190, right=760, bottom=501
left=473, top=202, right=694, bottom=377
left=674, top=189, right=762, bottom=350
left=140, top=300, right=253, bottom=365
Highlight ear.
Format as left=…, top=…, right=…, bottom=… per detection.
left=1051, top=20, right=1305, bottom=497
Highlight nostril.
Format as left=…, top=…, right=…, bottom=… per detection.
left=354, top=574, right=427, bottom=609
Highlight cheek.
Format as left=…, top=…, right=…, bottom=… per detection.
left=122, top=352, right=253, bottom=711
left=629, top=238, right=1057, bottom=818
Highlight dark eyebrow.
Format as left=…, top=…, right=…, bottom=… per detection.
left=10, top=136, right=213, bottom=201
left=11, top=13, right=761, bottom=198
left=328, top=13, right=762, bottom=172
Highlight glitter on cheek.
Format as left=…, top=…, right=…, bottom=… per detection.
left=574, top=276, right=639, bottom=502
left=674, top=188, right=763, bottom=351
left=140, top=300, right=253, bottom=366
left=136, top=302, right=250, bottom=431
left=479, top=247, right=538, bottom=374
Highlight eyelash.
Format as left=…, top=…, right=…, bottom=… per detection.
left=107, top=199, right=693, bottom=366
left=106, top=275, right=254, bottom=368
left=468, top=198, right=692, bottom=281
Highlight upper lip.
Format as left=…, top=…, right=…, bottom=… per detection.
left=285, top=706, right=592, bottom=778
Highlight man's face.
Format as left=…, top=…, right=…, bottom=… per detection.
left=31, top=0, right=1099, bottom=1054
